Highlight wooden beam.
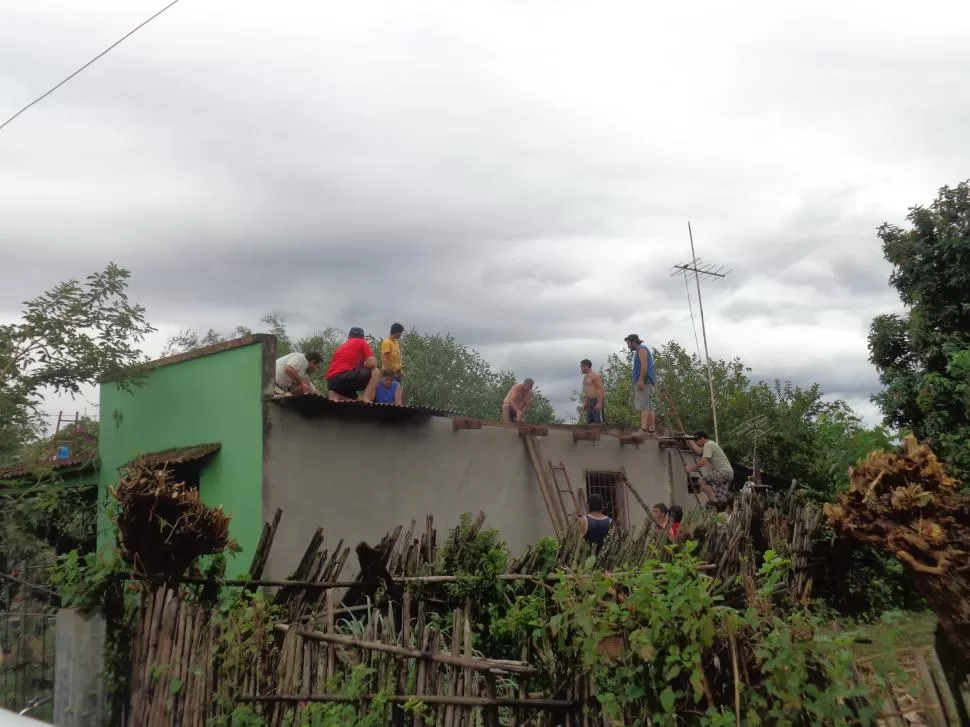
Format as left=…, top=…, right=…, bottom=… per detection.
left=239, top=694, right=576, bottom=708
left=572, top=430, right=601, bottom=443
left=522, top=436, right=565, bottom=536
left=452, top=418, right=483, bottom=431
left=276, top=624, right=536, bottom=674
left=516, top=425, right=549, bottom=437
left=619, top=434, right=645, bottom=447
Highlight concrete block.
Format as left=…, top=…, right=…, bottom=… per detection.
left=54, top=609, right=106, bottom=727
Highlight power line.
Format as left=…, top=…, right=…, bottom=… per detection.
left=0, top=0, right=183, bottom=135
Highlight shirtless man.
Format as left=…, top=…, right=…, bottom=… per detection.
left=580, top=359, right=606, bottom=424
left=502, top=378, right=534, bottom=423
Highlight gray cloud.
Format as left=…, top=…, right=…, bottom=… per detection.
left=2, top=0, right=969, bottom=424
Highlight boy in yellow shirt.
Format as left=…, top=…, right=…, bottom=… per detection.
left=381, top=323, right=405, bottom=382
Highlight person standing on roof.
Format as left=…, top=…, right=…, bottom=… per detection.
left=274, top=351, right=323, bottom=396
left=325, top=327, right=380, bottom=402
left=381, top=323, right=405, bottom=381
left=374, top=369, right=404, bottom=405
left=685, top=430, right=734, bottom=503
left=580, top=359, right=606, bottom=425
left=624, top=334, right=656, bottom=437
left=502, top=378, right=534, bottom=423
left=579, top=493, right=613, bottom=551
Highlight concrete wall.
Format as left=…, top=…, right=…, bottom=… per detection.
left=53, top=609, right=105, bottom=727
left=262, top=403, right=690, bottom=579
left=98, top=337, right=275, bottom=563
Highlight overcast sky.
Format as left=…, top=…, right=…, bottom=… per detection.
left=2, top=0, right=969, bottom=426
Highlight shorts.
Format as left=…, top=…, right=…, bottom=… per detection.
left=586, top=398, right=604, bottom=424
left=506, top=407, right=519, bottom=423
left=327, top=369, right=372, bottom=399
left=634, top=383, right=655, bottom=412
left=704, top=469, right=733, bottom=501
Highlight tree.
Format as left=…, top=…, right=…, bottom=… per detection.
left=0, top=263, right=154, bottom=466
left=868, top=180, right=970, bottom=480
left=164, top=318, right=559, bottom=423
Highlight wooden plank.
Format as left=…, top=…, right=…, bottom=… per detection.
left=522, top=436, right=565, bottom=537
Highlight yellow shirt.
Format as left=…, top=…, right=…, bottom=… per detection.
left=381, top=337, right=402, bottom=373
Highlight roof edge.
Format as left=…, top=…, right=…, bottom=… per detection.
left=101, top=334, right=275, bottom=382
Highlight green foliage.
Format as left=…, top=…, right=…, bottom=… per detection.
left=49, top=548, right=126, bottom=610
left=288, top=666, right=390, bottom=726
left=538, top=547, right=880, bottom=725
left=868, top=179, right=970, bottom=480
left=164, top=317, right=559, bottom=422
left=0, top=263, right=154, bottom=466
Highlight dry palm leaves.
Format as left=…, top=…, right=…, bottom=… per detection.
left=110, top=462, right=237, bottom=579
left=825, top=435, right=970, bottom=650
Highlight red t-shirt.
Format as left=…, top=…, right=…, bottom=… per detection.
left=326, top=338, right=374, bottom=378
left=670, top=522, right=681, bottom=539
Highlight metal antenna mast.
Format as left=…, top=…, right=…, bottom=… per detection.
left=670, top=222, right=731, bottom=442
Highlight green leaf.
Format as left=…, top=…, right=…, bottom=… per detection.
left=660, top=687, right=676, bottom=712
left=170, top=678, right=183, bottom=695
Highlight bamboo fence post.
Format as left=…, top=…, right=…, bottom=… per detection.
left=913, top=648, right=946, bottom=727
left=926, top=646, right=962, bottom=725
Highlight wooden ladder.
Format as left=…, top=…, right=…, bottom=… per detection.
left=522, top=435, right=571, bottom=538
left=549, top=461, right=581, bottom=520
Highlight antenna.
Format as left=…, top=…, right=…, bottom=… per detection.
left=732, top=415, right=770, bottom=484
left=669, top=222, right=731, bottom=442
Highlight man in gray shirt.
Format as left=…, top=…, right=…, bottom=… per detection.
left=684, top=430, right=734, bottom=503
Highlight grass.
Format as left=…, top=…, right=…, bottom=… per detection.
left=852, top=610, right=937, bottom=662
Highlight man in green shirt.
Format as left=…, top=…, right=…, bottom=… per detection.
left=684, top=430, right=734, bottom=503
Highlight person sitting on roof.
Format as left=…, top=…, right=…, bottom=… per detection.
left=274, top=351, right=323, bottom=396
left=579, top=493, right=613, bottom=551
left=502, top=378, right=534, bottom=423
left=325, top=327, right=380, bottom=402
left=374, top=369, right=403, bottom=405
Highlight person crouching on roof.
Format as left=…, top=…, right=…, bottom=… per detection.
left=502, top=378, right=534, bottom=423
left=325, top=327, right=380, bottom=402
left=274, top=351, right=323, bottom=396
left=374, top=369, right=403, bottom=405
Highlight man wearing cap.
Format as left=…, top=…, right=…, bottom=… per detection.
left=325, top=327, right=380, bottom=402
left=685, top=430, right=734, bottom=503
left=624, top=334, right=656, bottom=436
left=502, top=378, right=534, bottom=423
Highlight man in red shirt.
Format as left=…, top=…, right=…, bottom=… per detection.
left=325, top=327, right=380, bottom=402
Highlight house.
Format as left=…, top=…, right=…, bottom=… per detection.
left=98, top=335, right=692, bottom=578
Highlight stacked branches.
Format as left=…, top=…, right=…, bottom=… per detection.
left=109, top=462, right=236, bottom=579
left=826, top=435, right=970, bottom=650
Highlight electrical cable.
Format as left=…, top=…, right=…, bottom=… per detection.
left=0, top=0, right=183, bottom=134
left=683, top=271, right=703, bottom=362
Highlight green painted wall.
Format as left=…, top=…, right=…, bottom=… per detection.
left=98, top=343, right=266, bottom=569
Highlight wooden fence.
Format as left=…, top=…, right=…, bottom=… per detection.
left=119, top=502, right=967, bottom=726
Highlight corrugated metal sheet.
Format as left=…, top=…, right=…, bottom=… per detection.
left=130, top=443, right=221, bottom=468
left=0, top=455, right=98, bottom=480
left=269, top=395, right=459, bottom=419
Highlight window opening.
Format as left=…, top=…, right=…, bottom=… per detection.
left=583, top=471, right=628, bottom=528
